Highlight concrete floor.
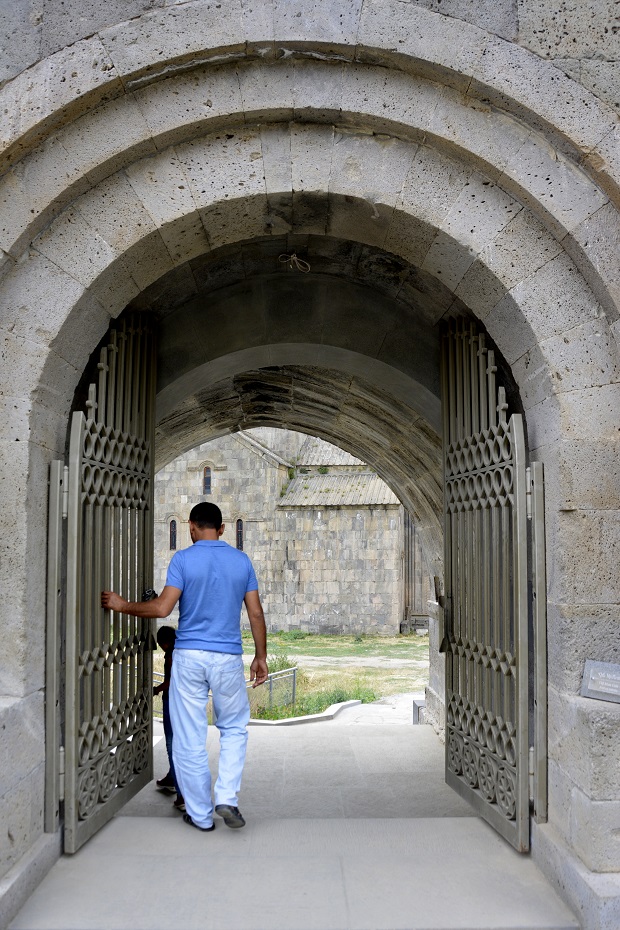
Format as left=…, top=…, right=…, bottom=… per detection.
left=10, top=697, right=579, bottom=930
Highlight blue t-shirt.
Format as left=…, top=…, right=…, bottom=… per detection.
left=165, top=540, right=258, bottom=653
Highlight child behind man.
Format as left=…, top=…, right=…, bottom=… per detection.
left=153, top=625, right=184, bottom=812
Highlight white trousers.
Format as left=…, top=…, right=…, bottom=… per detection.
left=169, top=649, right=249, bottom=829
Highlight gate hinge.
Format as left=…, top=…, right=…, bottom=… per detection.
left=525, top=467, right=533, bottom=520
left=61, top=465, right=69, bottom=519
left=59, top=746, right=65, bottom=802
left=528, top=745, right=534, bottom=802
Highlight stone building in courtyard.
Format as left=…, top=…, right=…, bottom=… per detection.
left=154, top=428, right=433, bottom=634
left=2, top=1, right=620, bottom=927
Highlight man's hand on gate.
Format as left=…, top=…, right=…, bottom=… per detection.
left=101, top=591, right=128, bottom=612
left=249, top=656, right=268, bottom=688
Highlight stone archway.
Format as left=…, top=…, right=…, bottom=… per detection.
left=2, top=4, right=620, bottom=926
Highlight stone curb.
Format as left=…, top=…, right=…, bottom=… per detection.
left=248, top=699, right=361, bottom=726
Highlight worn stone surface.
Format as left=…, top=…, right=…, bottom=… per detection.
left=456, top=208, right=562, bottom=316
left=470, top=30, right=615, bottom=155
left=549, top=690, right=620, bottom=803
left=0, top=137, right=90, bottom=259
left=357, top=0, right=487, bottom=91
left=569, top=203, right=620, bottom=317
left=532, top=820, right=620, bottom=930
left=547, top=604, right=620, bottom=694
left=98, top=2, right=248, bottom=84
left=39, top=0, right=165, bottom=60
left=58, top=95, right=158, bottom=185
left=125, top=152, right=211, bottom=264
left=132, top=62, right=246, bottom=151
left=580, top=60, right=620, bottom=116
left=0, top=0, right=41, bottom=87
left=416, top=0, right=517, bottom=40
left=1, top=0, right=620, bottom=922
left=0, top=695, right=45, bottom=798
left=0, top=762, right=45, bottom=881
left=498, top=133, right=609, bottom=240
left=555, top=58, right=620, bottom=119
left=273, top=0, right=362, bottom=49
left=485, top=251, right=605, bottom=366
left=571, top=790, right=620, bottom=873
left=512, top=320, right=620, bottom=412
left=0, top=36, right=123, bottom=173
left=517, top=0, right=620, bottom=65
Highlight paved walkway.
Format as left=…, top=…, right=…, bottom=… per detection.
left=10, top=698, right=579, bottom=930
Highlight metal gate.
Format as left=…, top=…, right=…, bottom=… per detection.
left=47, top=314, right=156, bottom=853
left=441, top=317, right=546, bottom=852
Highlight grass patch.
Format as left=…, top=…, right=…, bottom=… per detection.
left=242, top=630, right=429, bottom=660
left=154, top=634, right=430, bottom=717
left=252, top=681, right=376, bottom=720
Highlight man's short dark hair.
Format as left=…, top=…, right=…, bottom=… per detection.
left=189, top=501, right=223, bottom=529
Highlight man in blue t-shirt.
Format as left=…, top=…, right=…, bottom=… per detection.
left=101, top=502, right=268, bottom=832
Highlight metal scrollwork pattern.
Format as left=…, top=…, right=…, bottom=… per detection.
left=133, top=730, right=150, bottom=774
left=447, top=693, right=518, bottom=821
left=96, top=753, right=119, bottom=803
left=116, top=741, right=135, bottom=788
left=442, top=317, right=529, bottom=851
left=65, top=315, right=156, bottom=852
left=496, top=767, right=517, bottom=820
left=77, top=767, right=98, bottom=821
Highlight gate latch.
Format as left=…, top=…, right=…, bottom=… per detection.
left=61, top=466, right=69, bottom=519
left=59, top=746, right=65, bottom=802
left=525, top=467, right=532, bottom=520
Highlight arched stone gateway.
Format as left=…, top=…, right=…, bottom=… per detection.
left=1, top=2, right=619, bottom=926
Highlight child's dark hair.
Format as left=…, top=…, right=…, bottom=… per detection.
left=156, top=625, right=176, bottom=648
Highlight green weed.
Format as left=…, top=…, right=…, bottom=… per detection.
left=253, top=681, right=376, bottom=720
left=279, top=629, right=308, bottom=641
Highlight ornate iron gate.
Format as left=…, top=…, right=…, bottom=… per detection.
left=441, top=317, right=543, bottom=852
left=49, top=314, right=156, bottom=853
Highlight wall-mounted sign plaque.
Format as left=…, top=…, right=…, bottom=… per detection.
left=581, top=660, right=620, bottom=705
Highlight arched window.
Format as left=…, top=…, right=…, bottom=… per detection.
left=203, top=466, right=212, bottom=495
left=169, top=519, right=177, bottom=550
left=236, top=519, right=244, bottom=551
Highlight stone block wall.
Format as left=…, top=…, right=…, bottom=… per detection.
left=0, top=694, right=45, bottom=879
left=154, top=428, right=302, bottom=591
left=264, top=506, right=403, bottom=634
left=154, top=430, right=407, bottom=634
left=2, top=1, right=619, bottom=117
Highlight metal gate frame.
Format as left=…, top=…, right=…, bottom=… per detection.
left=441, top=317, right=547, bottom=851
left=46, top=315, right=156, bottom=853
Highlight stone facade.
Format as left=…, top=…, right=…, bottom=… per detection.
left=154, top=428, right=431, bottom=634
left=1, top=1, right=620, bottom=927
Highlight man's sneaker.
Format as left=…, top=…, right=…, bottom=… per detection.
left=182, top=813, right=214, bottom=832
left=156, top=773, right=175, bottom=794
left=173, top=796, right=186, bottom=812
left=215, top=804, right=246, bottom=828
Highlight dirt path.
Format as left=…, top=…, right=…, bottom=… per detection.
left=282, top=654, right=429, bottom=669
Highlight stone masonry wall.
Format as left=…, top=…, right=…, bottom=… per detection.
left=271, top=506, right=403, bottom=634
left=2, top=1, right=619, bottom=116
left=154, top=428, right=301, bottom=594
left=154, top=430, right=405, bottom=634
